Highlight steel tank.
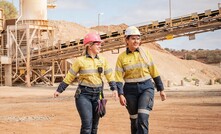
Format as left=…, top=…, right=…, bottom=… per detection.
left=20, top=0, right=47, bottom=20
left=0, top=8, right=3, bottom=30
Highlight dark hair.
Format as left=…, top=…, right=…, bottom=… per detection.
left=125, top=35, right=141, bottom=40
left=125, top=35, right=131, bottom=40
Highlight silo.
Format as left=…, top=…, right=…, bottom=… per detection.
left=20, top=0, right=47, bottom=21
left=0, top=8, right=3, bottom=31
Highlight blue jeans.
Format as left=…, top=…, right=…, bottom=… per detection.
left=75, top=86, right=101, bottom=134
left=124, top=79, right=155, bottom=134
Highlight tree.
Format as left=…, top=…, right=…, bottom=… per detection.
left=186, top=53, right=193, bottom=60
left=164, top=48, right=170, bottom=51
left=0, top=1, right=18, bottom=20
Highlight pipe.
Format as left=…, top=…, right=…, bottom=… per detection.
left=13, top=0, right=23, bottom=78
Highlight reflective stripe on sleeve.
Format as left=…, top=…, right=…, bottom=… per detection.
left=148, top=61, right=154, bottom=66
left=115, top=66, right=124, bottom=72
left=138, top=109, right=150, bottom=115
left=104, top=68, right=112, bottom=75
left=69, top=68, right=77, bottom=76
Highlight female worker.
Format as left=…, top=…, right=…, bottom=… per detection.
left=115, top=26, right=166, bottom=134
left=54, top=32, right=118, bottom=134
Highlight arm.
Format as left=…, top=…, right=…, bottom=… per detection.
left=54, top=81, right=69, bottom=98
left=115, top=56, right=127, bottom=106
left=103, top=58, right=118, bottom=100
left=54, top=59, right=80, bottom=97
left=153, top=76, right=166, bottom=101
left=146, top=51, right=166, bottom=101
left=103, top=58, right=117, bottom=91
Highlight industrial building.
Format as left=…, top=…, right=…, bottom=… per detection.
left=0, top=1, right=220, bottom=87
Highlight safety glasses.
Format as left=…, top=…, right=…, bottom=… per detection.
left=90, top=41, right=102, bottom=46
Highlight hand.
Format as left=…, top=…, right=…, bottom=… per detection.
left=119, top=95, right=127, bottom=106
left=112, top=90, right=118, bottom=101
left=54, top=91, right=60, bottom=98
left=160, top=91, right=166, bottom=101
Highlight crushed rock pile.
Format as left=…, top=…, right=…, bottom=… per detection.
left=50, top=20, right=221, bottom=86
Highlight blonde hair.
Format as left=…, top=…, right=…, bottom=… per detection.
left=82, top=42, right=94, bottom=56
left=82, top=46, right=88, bottom=56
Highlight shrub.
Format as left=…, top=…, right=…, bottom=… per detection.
left=183, top=77, right=191, bottom=82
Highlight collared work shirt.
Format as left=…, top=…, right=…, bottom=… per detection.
left=63, top=54, right=115, bottom=88
left=115, top=47, right=160, bottom=87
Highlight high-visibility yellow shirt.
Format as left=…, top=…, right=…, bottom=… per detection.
left=115, top=48, right=160, bottom=83
left=63, top=54, right=115, bottom=88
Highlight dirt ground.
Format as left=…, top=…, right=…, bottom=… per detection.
left=0, top=85, right=220, bottom=134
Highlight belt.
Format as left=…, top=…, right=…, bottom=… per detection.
left=125, top=79, right=150, bottom=85
left=79, top=85, right=102, bottom=94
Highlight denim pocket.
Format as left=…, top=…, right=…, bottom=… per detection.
left=74, top=88, right=81, bottom=98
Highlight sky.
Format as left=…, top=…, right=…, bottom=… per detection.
left=10, top=0, right=221, bottom=50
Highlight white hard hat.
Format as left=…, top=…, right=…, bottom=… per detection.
left=125, top=26, right=141, bottom=36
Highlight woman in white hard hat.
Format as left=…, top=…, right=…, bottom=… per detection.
left=54, top=33, right=118, bottom=134
left=115, top=26, right=166, bottom=134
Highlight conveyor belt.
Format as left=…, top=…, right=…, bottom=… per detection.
left=29, top=9, right=221, bottom=63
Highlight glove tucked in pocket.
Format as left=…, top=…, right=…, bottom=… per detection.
left=96, top=98, right=107, bottom=118
left=96, top=91, right=107, bottom=118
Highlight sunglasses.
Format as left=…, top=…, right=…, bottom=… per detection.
left=90, top=41, right=102, bottom=46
